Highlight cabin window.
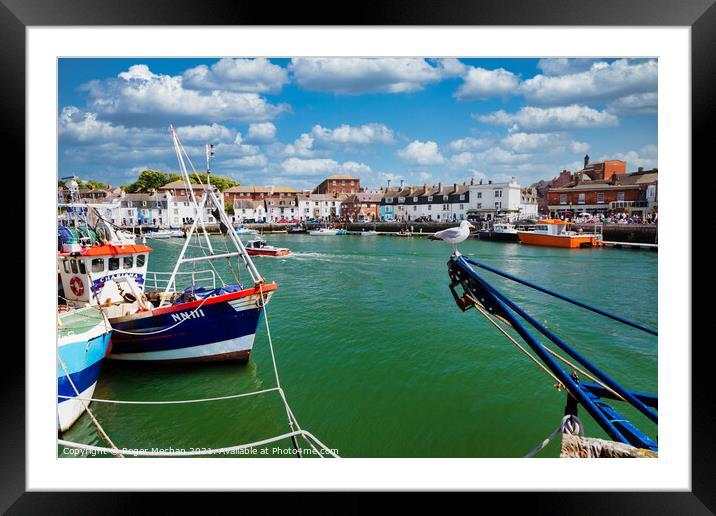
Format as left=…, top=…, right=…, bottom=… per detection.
left=123, top=256, right=133, bottom=269
left=70, top=259, right=78, bottom=274
left=78, top=260, right=86, bottom=274
left=136, top=254, right=146, bottom=267
left=108, top=257, right=120, bottom=271
left=91, top=258, right=105, bottom=273
left=62, top=260, right=70, bottom=273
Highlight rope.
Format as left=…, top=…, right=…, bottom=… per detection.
left=57, top=352, right=124, bottom=458
left=59, top=429, right=338, bottom=457
left=466, top=293, right=566, bottom=391
left=523, top=414, right=584, bottom=458
left=110, top=294, right=212, bottom=336
left=57, top=387, right=280, bottom=405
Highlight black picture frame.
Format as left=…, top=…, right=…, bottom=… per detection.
left=5, top=0, right=708, bottom=512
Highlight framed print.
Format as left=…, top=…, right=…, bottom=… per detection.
left=4, top=0, right=710, bottom=512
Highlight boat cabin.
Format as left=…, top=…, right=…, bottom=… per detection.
left=58, top=243, right=153, bottom=315
left=533, top=219, right=574, bottom=236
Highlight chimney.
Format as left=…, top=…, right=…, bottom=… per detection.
left=488, top=180, right=492, bottom=185
left=400, top=179, right=404, bottom=189
left=438, top=182, right=442, bottom=191
left=479, top=178, right=483, bottom=185
left=584, top=154, right=590, bottom=169
left=470, top=177, right=474, bottom=186
left=453, top=183, right=458, bottom=193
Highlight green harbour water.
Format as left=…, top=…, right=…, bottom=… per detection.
left=60, top=234, right=658, bottom=458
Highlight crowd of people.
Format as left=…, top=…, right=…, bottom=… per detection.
left=566, top=211, right=658, bottom=225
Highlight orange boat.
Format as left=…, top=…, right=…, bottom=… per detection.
left=517, top=219, right=603, bottom=248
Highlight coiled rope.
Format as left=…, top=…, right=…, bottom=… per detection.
left=523, top=414, right=584, bottom=458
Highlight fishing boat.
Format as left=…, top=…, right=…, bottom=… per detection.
left=57, top=306, right=112, bottom=431
left=517, top=219, right=602, bottom=248
left=58, top=126, right=277, bottom=363
left=245, top=238, right=291, bottom=257
left=309, top=227, right=338, bottom=236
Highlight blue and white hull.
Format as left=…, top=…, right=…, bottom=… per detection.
left=107, top=284, right=276, bottom=362
left=57, top=315, right=112, bottom=432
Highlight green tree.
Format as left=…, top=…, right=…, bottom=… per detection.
left=124, top=170, right=181, bottom=193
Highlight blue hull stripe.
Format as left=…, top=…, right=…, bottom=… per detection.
left=57, top=333, right=111, bottom=376
left=110, top=301, right=263, bottom=355
left=58, top=358, right=104, bottom=403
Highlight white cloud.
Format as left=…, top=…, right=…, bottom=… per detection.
left=59, top=107, right=130, bottom=144
left=600, top=144, right=658, bottom=170
left=501, top=132, right=590, bottom=154
left=310, top=123, right=395, bottom=146
left=606, top=92, right=658, bottom=115
left=520, top=59, right=657, bottom=105
left=536, top=58, right=597, bottom=76
left=175, top=123, right=236, bottom=143
left=182, top=58, right=289, bottom=94
left=447, top=136, right=490, bottom=152
left=397, top=140, right=445, bottom=165
left=280, top=157, right=371, bottom=176
left=475, top=105, right=619, bottom=131
left=223, top=154, right=268, bottom=169
left=455, top=67, right=520, bottom=100
left=245, top=122, right=277, bottom=144
left=289, top=57, right=463, bottom=95
left=81, top=65, right=289, bottom=125
left=418, top=171, right=432, bottom=182
left=282, top=134, right=316, bottom=158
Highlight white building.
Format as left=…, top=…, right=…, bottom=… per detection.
left=232, top=200, right=267, bottom=223
left=296, top=193, right=343, bottom=221
left=468, top=177, right=523, bottom=221
left=519, top=187, right=540, bottom=219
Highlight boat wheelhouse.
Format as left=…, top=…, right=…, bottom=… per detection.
left=517, top=219, right=603, bottom=248
left=245, top=239, right=291, bottom=257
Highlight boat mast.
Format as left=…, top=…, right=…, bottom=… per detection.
left=161, top=125, right=263, bottom=303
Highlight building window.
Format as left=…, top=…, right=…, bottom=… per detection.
left=386, top=197, right=393, bottom=203
left=398, top=197, right=405, bottom=203
left=578, top=193, right=585, bottom=204
left=477, top=203, right=482, bottom=209
left=428, top=196, right=433, bottom=202
left=460, top=204, right=464, bottom=210
left=428, top=205, right=432, bottom=210
left=443, top=195, right=448, bottom=201
left=617, top=192, right=625, bottom=201
left=413, top=197, right=418, bottom=202
left=460, top=194, right=465, bottom=201
left=413, top=206, right=417, bottom=211
left=560, top=194, right=567, bottom=204
left=495, top=190, right=502, bottom=198
left=495, top=202, right=502, bottom=209
left=477, top=192, right=482, bottom=198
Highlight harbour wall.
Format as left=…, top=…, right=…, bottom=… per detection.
left=191, top=222, right=658, bottom=244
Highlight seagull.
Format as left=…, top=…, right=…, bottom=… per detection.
left=432, top=220, right=475, bottom=255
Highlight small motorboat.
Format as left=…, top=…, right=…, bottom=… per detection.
left=235, top=226, right=258, bottom=235
left=245, top=239, right=291, bottom=256
left=287, top=224, right=306, bottom=234
left=395, top=230, right=411, bottom=237
left=517, top=219, right=603, bottom=248
left=359, top=230, right=378, bottom=236
left=335, top=228, right=347, bottom=235
left=146, top=229, right=183, bottom=239
left=309, top=228, right=338, bottom=236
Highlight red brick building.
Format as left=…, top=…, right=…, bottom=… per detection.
left=547, top=168, right=658, bottom=217
left=313, top=175, right=360, bottom=195
left=341, top=192, right=382, bottom=222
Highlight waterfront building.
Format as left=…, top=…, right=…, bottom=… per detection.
left=297, top=193, right=344, bottom=221
left=342, top=192, right=382, bottom=222
left=266, top=195, right=298, bottom=222
left=546, top=168, right=658, bottom=218
left=467, top=177, right=522, bottom=221
left=313, top=174, right=360, bottom=195
left=231, top=199, right=267, bottom=223
left=520, top=187, right=540, bottom=219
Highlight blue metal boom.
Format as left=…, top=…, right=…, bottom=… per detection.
left=447, top=255, right=657, bottom=452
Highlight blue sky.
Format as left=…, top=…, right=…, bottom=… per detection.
left=58, top=57, right=657, bottom=189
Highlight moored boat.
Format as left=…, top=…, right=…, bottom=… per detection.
left=245, top=238, right=291, bottom=257
left=146, top=229, right=183, bottom=239
left=58, top=125, right=278, bottom=363
left=359, top=230, right=378, bottom=236
left=57, top=306, right=112, bottom=431
left=517, top=219, right=603, bottom=248
left=235, top=226, right=258, bottom=235
left=309, top=227, right=338, bottom=236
